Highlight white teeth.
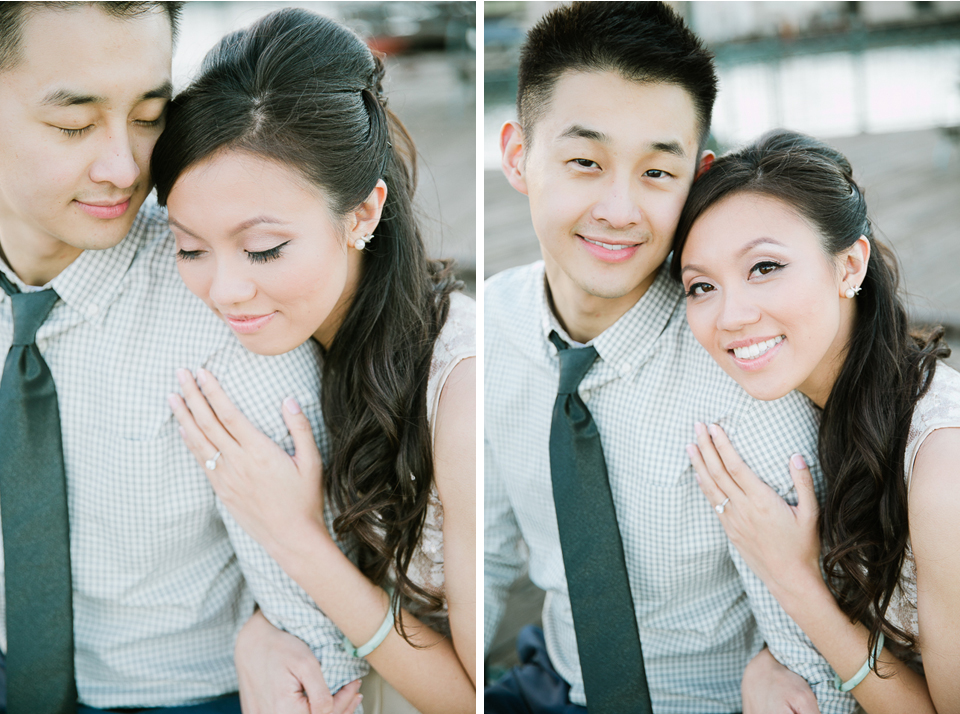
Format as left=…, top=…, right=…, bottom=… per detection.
left=732, top=336, right=783, bottom=360
left=583, top=237, right=630, bottom=251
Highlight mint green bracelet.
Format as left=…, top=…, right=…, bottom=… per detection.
left=833, top=631, right=885, bottom=692
left=343, top=587, right=395, bottom=659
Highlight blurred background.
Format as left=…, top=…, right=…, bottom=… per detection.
left=485, top=0, right=960, bottom=682
left=171, top=1, right=476, bottom=294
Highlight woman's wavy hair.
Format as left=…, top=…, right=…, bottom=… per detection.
left=670, top=129, right=950, bottom=664
left=152, top=7, right=460, bottom=642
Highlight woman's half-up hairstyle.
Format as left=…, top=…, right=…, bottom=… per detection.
left=152, top=8, right=460, bottom=642
left=671, top=129, right=950, bottom=666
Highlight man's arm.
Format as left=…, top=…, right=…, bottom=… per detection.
left=484, top=436, right=527, bottom=656
left=210, top=341, right=369, bottom=693
left=726, top=394, right=856, bottom=714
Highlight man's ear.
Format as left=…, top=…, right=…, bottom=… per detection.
left=500, top=121, right=529, bottom=196
left=695, top=150, right=715, bottom=181
left=840, top=235, right=871, bottom=297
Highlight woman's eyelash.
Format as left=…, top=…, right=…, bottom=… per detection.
left=59, top=126, right=93, bottom=138
left=246, top=241, right=290, bottom=264
left=751, top=260, right=786, bottom=276
left=176, top=249, right=204, bottom=261
left=684, top=282, right=714, bottom=298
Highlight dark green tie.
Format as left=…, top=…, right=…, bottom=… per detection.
left=0, top=272, right=77, bottom=713
left=548, top=331, right=652, bottom=714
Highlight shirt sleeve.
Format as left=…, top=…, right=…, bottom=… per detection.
left=725, top=394, right=857, bottom=714
left=484, top=435, right=527, bottom=655
left=208, top=341, right=369, bottom=693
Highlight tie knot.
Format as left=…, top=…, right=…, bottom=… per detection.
left=550, top=331, right=598, bottom=394
left=10, top=290, right=59, bottom=346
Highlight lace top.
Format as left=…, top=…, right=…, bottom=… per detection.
left=398, top=291, right=475, bottom=635
left=886, top=362, right=960, bottom=651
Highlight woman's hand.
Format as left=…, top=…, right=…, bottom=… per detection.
left=685, top=422, right=822, bottom=599
left=236, top=610, right=362, bottom=714
left=742, top=648, right=820, bottom=714
left=168, top=367, right=330, bottom=558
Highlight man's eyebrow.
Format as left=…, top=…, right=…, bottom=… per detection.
left=557, top=126, right=688, bottom=159
left=558, top=124, right=609, bottom=143
left=41, top=80, right=173, bottom=107
left=650, top=140, right=687, bottom=159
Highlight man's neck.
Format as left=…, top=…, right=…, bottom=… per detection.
left=0, top=221, right=80, bottom=286
left=545, top=267, right=656, bottom=344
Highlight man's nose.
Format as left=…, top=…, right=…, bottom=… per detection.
left=88, top=127, right=140, bottom=189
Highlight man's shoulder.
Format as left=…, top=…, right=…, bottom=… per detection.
left=484, top=262, right=543, bottom=333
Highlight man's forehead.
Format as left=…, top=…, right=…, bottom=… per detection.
left=9, top=5, right=173, bottom=103
left=534, top=70, right=700, bottom=154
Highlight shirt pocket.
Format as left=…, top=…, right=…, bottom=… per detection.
left=69, top=424, right=229, bottom=608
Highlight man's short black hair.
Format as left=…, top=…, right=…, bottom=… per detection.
left=0, top=2, right=184, bottom=72
left=518, top=1, right=718, bottom=148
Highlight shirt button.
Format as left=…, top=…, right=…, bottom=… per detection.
left=86, top=303, right=100, bottom=318
left=581, top=389, right=591, bottom=402
left=619, top=362, right=632, bottom=376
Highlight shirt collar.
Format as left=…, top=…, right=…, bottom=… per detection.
left=539, top=261, right=685, bottom=377
left=0, top=204, right=152, bottom=328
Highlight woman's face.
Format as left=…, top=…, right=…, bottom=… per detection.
left=679, top=192, right=860, bottom=407
left=167, top=150, right=378, bottom=355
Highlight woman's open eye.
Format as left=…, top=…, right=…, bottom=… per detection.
left=749, top=261, right=784, bottom=278
left=685, top=281, right=715, bottom=298
left=571, top=158, right=599, bottom=169
left=643, top=169, right=672, bottom=179
left=176, top=249, right=204, bottom=261
left=246, top=241, right=290, bottom=264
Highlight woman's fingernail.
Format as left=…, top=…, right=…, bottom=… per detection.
left=167, top=393, right=178, bottom=410
left=685, top=444, right=696, bottom=458
left=284, top=396, right=301, bottom=414
left=694, top=421, right=704, bottom=436
left=708, top=423, right=719, bottom=437
left=791, top=453, right=807, bottom=470
left=196, top=368, right=207, bottom=386
left=176, top=368, right=189, bottom=385
left=178, top=426, right=185, bottom=438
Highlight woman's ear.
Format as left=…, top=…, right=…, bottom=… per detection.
left=347, top=179, right=388, bottom=246
left=840, top=235, right=871, bottom=297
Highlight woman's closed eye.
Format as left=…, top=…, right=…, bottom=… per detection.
left=245, top=241, right=290, bottom=264
left=176, top=248, right=204, bottom=261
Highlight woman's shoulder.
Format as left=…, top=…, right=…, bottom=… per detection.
left=905, top=361, right=960, bottom=489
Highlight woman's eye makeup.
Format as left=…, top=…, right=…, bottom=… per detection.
left=176, top=249, right=204, bottom=261
left=245, top=240, right=290, bottom=264
left=684, top=281, right=715, bottom=298
left=750, top=260, right=785, bottom=277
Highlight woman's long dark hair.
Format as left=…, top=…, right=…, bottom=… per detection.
left=152, top=8, right=461, bottom=642
left=671, top=130, right=950, bottom=664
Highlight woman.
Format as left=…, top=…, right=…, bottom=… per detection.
left=671, top=129, right=960, bottom=712
left=152, top=8, right=475, bottom=714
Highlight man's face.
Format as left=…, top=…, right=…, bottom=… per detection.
left=0, top=5, right=172, bottom=268
left=503, top=71, right=706, bottom=321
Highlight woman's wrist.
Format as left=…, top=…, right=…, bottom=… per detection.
left=268, top=515, right=338, bottom=578
left=769, top=562, right=832, bottom=616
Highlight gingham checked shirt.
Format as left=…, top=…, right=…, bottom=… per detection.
left=0, top=197, right=367, bottom=708
left=484, top=262, right=856, bottom=714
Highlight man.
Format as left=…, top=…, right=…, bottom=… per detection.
left=0, top=3, right=360, bottom=711
left=483, top=3, right=855, bottom=712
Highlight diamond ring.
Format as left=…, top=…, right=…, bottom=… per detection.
left=715, top=497, right=731, bottom=515
left=205, top=451, right=222, bottom=470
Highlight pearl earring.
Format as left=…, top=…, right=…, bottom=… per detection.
left=844, top=285, right=861, bottom=299
left=354, top=233, right=374, bottom=251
